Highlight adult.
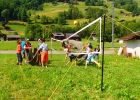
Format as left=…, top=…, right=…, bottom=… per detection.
left=37, top=38, right=49, bottom=67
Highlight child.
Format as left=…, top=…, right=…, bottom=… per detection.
left=24, top=39, right=32, bottom=62
left=85, top=45, right=100, bottom=69
left=93, top=45, right=100, bottom=61
left=37, top=38, right=48, bottom=68
left=64, top=44, right=71, bottom=60
left=66, top=50, right=77, bottom=66
left=16, top=39, right=22, bottom=65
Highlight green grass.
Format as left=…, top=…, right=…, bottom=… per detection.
left=0, top=54, right=140, bottom=99
left=0, top=40, right=123, bottom=50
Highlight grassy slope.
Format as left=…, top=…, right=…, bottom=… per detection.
left=1, top=1, right=140, bottom=36
left=0, top=54, right=140, bottom=99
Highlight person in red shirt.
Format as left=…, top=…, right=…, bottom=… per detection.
left=24, top=39, right=32, bottom=62
left=65, top=44, right=71, bottom=60
left=16, top=39, right=22, bottom=65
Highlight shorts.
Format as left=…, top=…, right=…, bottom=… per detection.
left=64, top=48, right=68, bottom=52
left=86, top=56, right=94, bottom=63
left=69, top=54, right=77, bottom=62
left=41, top=51, right=48, bottom=63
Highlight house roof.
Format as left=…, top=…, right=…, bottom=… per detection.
left=51, top=33, right=64, bottom=36
left=65, top=33, right=80, bottom=38
left=119, top=31, right=140, bottom=41
left=6, top=35, right=20, bottom=38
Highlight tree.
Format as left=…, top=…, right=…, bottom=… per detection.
left=1, top=9, right=9, bottom=23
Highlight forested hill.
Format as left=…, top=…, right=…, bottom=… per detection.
left=0, top=0, right=140, bottom=22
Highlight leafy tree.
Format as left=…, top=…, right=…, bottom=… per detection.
left=1, top=9, right=9, bottom=23
left=25, top=24, right=43, bottom=40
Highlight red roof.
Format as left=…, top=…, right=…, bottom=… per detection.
left=119, top=31, right=140, bottom=41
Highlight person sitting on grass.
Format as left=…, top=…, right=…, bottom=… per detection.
left=16, top=39, right=22, bottom=65
left=85, top=45, right=100, bottom=69
left=66, top=50, right=77, bottom=66
left=37, top=38, right=49, bottom=68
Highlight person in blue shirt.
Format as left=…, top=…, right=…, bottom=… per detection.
left=21, top=38, right=25, bottom=58
left=38, top=39, right=42, bottom=48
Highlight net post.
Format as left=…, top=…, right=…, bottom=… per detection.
left=101, top=14, right=105, bottom=92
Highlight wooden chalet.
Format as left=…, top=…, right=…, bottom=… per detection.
left=6, top=35, right=20, bottom=40
left=119, top=31, right=140, bottom=58
left=51, top=33, right=64, bottom=40
left=65, top=33, right=81, bottom=41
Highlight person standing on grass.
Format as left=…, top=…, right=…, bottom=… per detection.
left=37, top=38, right=49, bottom=68
left=24, top=39, right=32, bottom=62
left=21, top=38, right=25, bottom=58
left=93, top=45, right=100, bottom=61
left=16, top=39, right=22, bottom=65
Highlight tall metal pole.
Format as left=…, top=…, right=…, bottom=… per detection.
left=112, top=1, right=114, bottom=48
left=101, top=15, right=105, bottom=92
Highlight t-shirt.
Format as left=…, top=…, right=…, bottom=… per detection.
left=17, top=44, right=22, bottom=53
left=21, top=41, right=25, bottom=53
left=39, top=43, right=48, bottom=52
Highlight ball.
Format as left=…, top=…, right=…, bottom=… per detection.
left=74, top=20, right=78, bottom=26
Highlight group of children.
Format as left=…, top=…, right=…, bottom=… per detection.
left=17, top=38, right=100, bottom=68
left=16, top=38, right=49, bottom=67
left=62, top=41, right=100, bottom=68
left=16, top=39, right=32, bottom=65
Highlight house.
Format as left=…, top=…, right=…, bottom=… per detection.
left=51, top=33, right=64, bottom=40
left=6, top=35, right=21, bottom=40
left=119, top=31, right=140, bottom=58
left=65, top=33, right=81, bottom=41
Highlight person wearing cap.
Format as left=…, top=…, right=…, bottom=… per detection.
left=37, top=38, right=48, bottom=68
left=38, top=39, right=42, bottom=48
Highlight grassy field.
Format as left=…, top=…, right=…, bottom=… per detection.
left=0, top=54, right=140, bottom=99
left=0, top=40, right=123, bottom=50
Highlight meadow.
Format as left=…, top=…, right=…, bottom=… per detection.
left=0, top=54, right=140, bottom=99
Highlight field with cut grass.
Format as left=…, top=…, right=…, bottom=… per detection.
left=0, top=54, right=140, bottom=99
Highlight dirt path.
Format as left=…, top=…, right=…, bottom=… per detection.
left=0, top=50, right=115, bottom=54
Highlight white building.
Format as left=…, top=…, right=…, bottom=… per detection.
left=119, top=31, right=140, bottom=58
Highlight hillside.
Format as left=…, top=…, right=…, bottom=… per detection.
left=1, top=0, right=140, bottom=38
